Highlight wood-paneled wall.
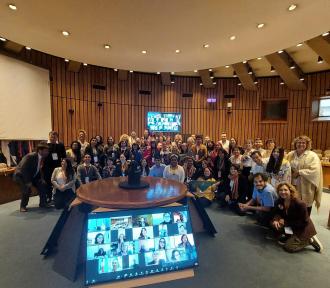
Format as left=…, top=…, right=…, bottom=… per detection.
left=4, top=49, right=330, bottom=150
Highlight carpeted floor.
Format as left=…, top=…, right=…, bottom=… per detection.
left=0, top=194, right=329, bottom=288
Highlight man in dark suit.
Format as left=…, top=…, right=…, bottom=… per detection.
left=14, top=142, right=50, bottom=212
left=44, top=131, right=66, bottom=203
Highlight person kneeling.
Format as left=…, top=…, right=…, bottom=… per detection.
left=270, top=182, right=323, bottom=253
left=218, top=164, right=248, bottom=215
left=238, top=173, right=277, bottom=226
left=51, top=158, right=77, bottom=209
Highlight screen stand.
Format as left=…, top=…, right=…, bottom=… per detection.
left=90, top=269, right=194, bottom=288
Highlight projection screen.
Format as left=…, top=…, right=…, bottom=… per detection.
left=0, top=54, right=51, bottom=140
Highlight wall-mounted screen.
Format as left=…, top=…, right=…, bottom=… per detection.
left=147, top=112, right=182, bottom=132
left=85, top=205, right=198, bottom=286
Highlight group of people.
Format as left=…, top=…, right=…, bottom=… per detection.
left=13, top=129, right=324, bottom=253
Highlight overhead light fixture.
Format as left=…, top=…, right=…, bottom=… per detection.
left=300, top=77, right=304, bottom=81
left=270, top=66, right=275, bottom=73
left=237, top=83, right=242, bottom=86
left=213, top=82, right=216, bottom=85
left=280, top=81, right=285, bottom=85
left=25, top=46, right=32, bottom=50
left=104, top=44, right=111, bottom=49
left=243, top=60, right=247, bottom=64
left=199, top=83, right=203, bottom=86
left=203, top=44, right=210, bottom=48
left=62, top=31, right=70, bottom=37
left=156, top=72, right=160, bottom=74
left=322, top=32, right=329, bottom=37
left=278, top=50, right=284, bottom=54
left=194, top=70, right=198, bottom=73
left=141, top=50, right=147, bottom=54
left=83, top=63, right=88, bottom=66
left=248, top=67, right=253, bottom=75
left=296, top=43, right=303, bottom=47
left=0, top=37, right=6, bottom=42
left=210, top=72, right=214, bottom=79
left=290, top=64, right=295, bottom=69
left=254, top=81, right=258, bottom=84
left=230, top=35, right=236, bottom=41
left=257, top=57, right=262, bottom=60
left=225, top=65, right=230, bottom=68
left=8, top=4, right=17, bottom=10
left=208, top=68, right=212, bottom=72
left=129, top=70, right=134, bottom=73
left=233, top=71, right=237, bottom=77
left=113, top=68, right=118, bottom=71
left=317, top=56, right=324, bottom=64
left=288, top=4, right=297, bottom=11
left=171, top=72, right=175, bottom=75
left=64, top=59, right=69, bottom=62
left=171, top=80, right=175, bottom=84
left=175, top=49, right=180, bottom=53
left=257, top=23, right=265, bottom=29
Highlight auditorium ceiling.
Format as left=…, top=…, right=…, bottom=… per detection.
left=0, top=0, right=329, bottom=77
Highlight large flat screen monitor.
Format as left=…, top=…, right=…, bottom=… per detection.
left=147, top=112, right=182, bottom=132
left=85, top=205, right=198, bottom=285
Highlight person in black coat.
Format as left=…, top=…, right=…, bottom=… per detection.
left=214, top=148, right=230, bottom=181
left=84, top=137, right=106, bottom=170
left=217, top=164, right=248, bottom=215
left=13, top=142, right=50, bottom=212
left=43, top=131, right=66, bottom=203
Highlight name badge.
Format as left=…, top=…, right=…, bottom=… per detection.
left=52, top=153, right=58, bottom=161
left=94, top=156, right=98, bottom=163
left=85, top=177, right=89, bottom=183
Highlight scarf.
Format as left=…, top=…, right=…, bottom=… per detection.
left=231, top=176, right=239, bottom=200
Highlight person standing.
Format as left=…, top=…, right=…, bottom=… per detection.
left=286, top=135, right=323, bottom=214
left=44, top=131, right=66, bottom=203
left=77, top=129, right=89, bottom=155
left=219, top=132, right=230, bottom=153
left=13, top=142, right=50, bottom=212
left=191, top=135, right=208, bottom=168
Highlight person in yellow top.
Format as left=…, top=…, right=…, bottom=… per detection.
left=194, top=167, right=221, bottom=207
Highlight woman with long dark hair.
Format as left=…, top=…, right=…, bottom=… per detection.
left=51, top=158, right=76, bottom=209
left=214, top=148, right=230, bottom=181
left=266, top=147, right=291, bottom=188
left=66, top=141, right=82, bottom=170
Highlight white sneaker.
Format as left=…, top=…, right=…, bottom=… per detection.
left=310, top=236, right=323, bottom=253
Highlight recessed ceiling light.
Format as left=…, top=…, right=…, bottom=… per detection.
left=171, top=80, right=175, bottom=84
left=254, top=81, right=258, bottom=84
left=322, top=32, right=329, bottom=37
left=64, top=59, right=69, bottom=62
left=113, top=68, right=118, bottom=71
left=194, top=70, right=198, bottom=73
left=257, top=57, right=262, bottom=60
left=83, top=63, right=88, bottom=66
left=318, top=56, right=324, bottom=64
left=171, top=72, right=175, bottom=75
left=141, top=50, right=147, bottom=54
left=296, top=43, right=303, bottom=47
left=62, top=31, right=70, bottom=37
left=199, top=83, right=203, bottom=86
left=225, top=65, right=230, bottom=68
left=288, top=4, right=297, bottom=11
left=156, top=72, right=160, bottom=74
left=104, top=44, right=111, bottom=49
left=213, top=82, right=216, bottom=85
left=8, top=4, right=17, bottom=10
left=243, top=60, right=247, bottom=64
left=300, top=78, right=304, bottom=81
left=210, top=76, right=214, bottom=79
left=248, top=71, right=253, bottom=75
left=0, top=37, right=6, bottom=42
left=278, top=50, right=284, bottom=54
left=208, top=69, right=212, bottom=72
left=230, top=35, right=236, bottom=41
left=25, top=47, right=31, bottom=50
left=203, top=44, right=210, bottom=48
left=237, top=83, right=242, bottom=86
left=270, top=66, right=275, bottom=73
left=280, top=81, right=285, bottom=85
left=175, top=49, right=180, bottom=53
left=290, top=65, right=295, bottom=69
left=129, top=70, right=134, bottom=73
left=257, top=23, right=265, bottom=29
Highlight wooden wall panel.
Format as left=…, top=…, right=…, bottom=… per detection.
left=3, top=49, right=330, bottom=150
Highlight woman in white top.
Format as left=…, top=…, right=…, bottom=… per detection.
left=163, top=154, right=185, bottom=183
left=265, top=147, right=291, bottom=188
left=229, top=146, right=243, bottom=168
left=51, top=158, right=76, bottom=209
left=286, top=135, right=323, bottom=214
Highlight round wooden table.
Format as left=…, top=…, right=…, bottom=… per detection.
left=77, top=176, right=187, bottom=209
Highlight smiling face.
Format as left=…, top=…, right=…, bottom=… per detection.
left=233, top=147, right=240, bottom=157
left=254, top=139, right=263, bottom=149
left=278, top=184, right=290, bottom=200
left=96, top=234, right=104, bottom=244
left=251, top=153, right=262, bottom=165
left=230, top=166, right=239, bottom=177
left=272, top=148, right=280, bottom=160
left=204, top=168, right=211, bottom=178
left=84, top=154, right=91, bottom=164
left=296, top=139, right=307, bottom=154
left=61, top=159, right=67, bottom=170
left=221, top=133, right=227, bottom=141
left=254, top=175, right=266, bottom=190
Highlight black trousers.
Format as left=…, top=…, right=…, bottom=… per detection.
left=54, top=189, right=75, bottom=209
left=14, top=174, right=48, bottom=208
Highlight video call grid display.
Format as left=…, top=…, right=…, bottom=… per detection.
left=147, top=112, right=182, bottom=132
left=85, top=205, right=198, bottom=285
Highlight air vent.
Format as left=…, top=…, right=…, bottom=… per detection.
left=139, top=90, right=151, bottom=95
left=224, top=94, right=235, bottom=99
left=182, top=93, right=193, bottom=98
left=92, top=84, right=106, bottom=90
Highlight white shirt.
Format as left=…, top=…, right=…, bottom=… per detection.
left=220, top=140, right=230, bottom=153
left=250, top=158, right=268, bottom=175
left=163, top=165, right=185, bottom=183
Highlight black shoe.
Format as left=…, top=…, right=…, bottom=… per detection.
left=310, top=236, right=323, bottom=253
left=277, top=234, right=288, bottom=246
left=39, top=203, right=51, bottom=208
